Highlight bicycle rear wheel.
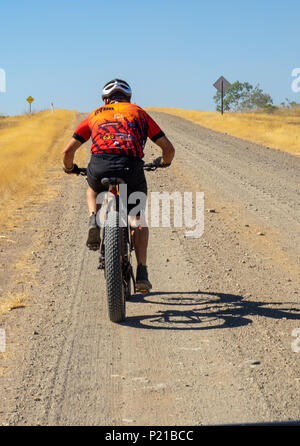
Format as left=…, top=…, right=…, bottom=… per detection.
left=104, top=210, right=125, bottom=322
left=120, top=226, right=133, bottom=300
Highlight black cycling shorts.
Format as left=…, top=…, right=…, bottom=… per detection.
left=87, top=153, right=148, bottom=214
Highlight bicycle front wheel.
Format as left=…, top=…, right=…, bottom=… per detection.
left=104, top=210, right=125, bottom=323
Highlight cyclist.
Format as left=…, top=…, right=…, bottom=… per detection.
left=62, top=79, right=175, bottom=291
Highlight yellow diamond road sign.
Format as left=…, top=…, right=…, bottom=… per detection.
left=26, top=96, right=34, bottom=103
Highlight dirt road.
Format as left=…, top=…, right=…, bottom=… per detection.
left=0, top=111, right=300, bottom=426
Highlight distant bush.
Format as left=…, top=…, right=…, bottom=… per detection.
left=262, top=104, right=278, bottom=113
left=255, top=100, right=300, bottom=116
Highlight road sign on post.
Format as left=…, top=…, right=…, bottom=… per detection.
left=213, top=76, right=231, bottom=115
left=26, top=96, right=34, bottom=113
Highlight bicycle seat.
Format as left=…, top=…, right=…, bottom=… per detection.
left=101, top=177, right=126, bottom=187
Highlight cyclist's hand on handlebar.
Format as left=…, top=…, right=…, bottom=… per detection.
left=153, top=156, right=171, bottom=168
left=63, top=163, right=81, bottom=175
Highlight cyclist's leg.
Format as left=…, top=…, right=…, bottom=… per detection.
left=127, top=170, right=148, bottom=265
left=127, top=170, right=152, bottom=291
left=86, top=161, right=108, bottom=250
left=131, top=223, right=151, bottom=291
left=130, top=218, right=149, bottom=265
left=87, top=186, right=98, bottom=216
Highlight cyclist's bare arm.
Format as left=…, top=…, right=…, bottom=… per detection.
left=62, top=137, right=82, bottom=170
left=154, top=135, right=175, bottom=165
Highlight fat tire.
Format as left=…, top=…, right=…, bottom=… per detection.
left=105, top=210, right=125, bottom=322
left=120, top=227, right=132, bottom=300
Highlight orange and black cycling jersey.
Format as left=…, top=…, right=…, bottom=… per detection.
left=73, top=102, right=165, bottom=158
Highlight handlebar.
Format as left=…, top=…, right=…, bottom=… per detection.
left=68, top=162, right=168, bottom=176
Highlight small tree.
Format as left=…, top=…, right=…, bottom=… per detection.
left=245, top=84, right=273, bottom=110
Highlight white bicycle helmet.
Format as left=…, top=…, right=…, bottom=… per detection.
left=102, top=78, right=132, bottom=101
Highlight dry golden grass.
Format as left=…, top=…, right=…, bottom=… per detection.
left=148, top=107, right=300, bottom=156
left=0, top=110, right=87, bottom=316
left=0, top=109, right=85, bottom=230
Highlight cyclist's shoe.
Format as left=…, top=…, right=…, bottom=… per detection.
left=136, top=264, right=152, bottom=293
left=86, top=213, right=100, bottom=251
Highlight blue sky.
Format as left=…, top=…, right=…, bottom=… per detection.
left=1, top=0, right=300, bottom=115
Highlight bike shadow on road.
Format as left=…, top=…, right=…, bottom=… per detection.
left=123, top=290, right=300, bottom=330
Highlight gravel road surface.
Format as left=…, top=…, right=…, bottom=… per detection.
left=0, top=111, right=299, bottom=426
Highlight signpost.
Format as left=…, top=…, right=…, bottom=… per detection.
left=26, top=96, right=34, bottom=113
left=213, top=76, right=231, bottom=115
